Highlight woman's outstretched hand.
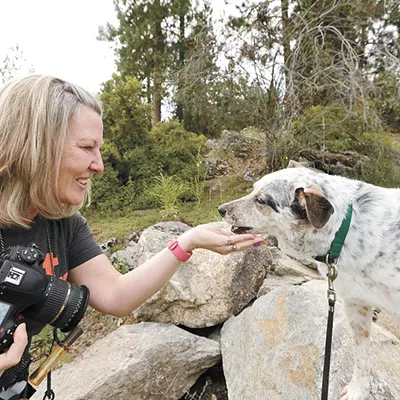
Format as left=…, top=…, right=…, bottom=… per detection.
left=178, top=223, right=267, bottom=255
left=0, top=323, right=28, bottom=377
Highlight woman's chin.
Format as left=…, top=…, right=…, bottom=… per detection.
left=60, top=196, right=85, bottom=206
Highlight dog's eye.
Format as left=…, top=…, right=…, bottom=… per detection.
left=256, top=197, right=266, bottom=205
left=256, top=195, right=278, bottom=213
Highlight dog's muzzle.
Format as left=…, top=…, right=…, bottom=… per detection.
left=218, top=206, right=253, bottom=234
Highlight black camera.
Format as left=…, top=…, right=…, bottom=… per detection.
left=0, top=243, right=90, bottom=352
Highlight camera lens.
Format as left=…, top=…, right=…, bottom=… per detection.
left=23, top=277, right=90, bottom=332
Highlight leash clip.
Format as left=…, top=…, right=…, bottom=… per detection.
left=325, top=255, right=338, bottom=304
left=325, top=255, right=338, bottom=282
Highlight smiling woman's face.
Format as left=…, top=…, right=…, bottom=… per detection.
left=57, top=105, right=104, bottom=205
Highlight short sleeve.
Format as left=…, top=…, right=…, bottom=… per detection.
left=63, top=212, right=103, bottom=269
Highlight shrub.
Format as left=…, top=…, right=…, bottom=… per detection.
left=145, top=173, right=187, bottom=220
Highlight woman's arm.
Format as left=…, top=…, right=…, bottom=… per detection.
left=69, top=224, right=265, bottom=317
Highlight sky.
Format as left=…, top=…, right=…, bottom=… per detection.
left=0, top=0, right=118, bottom=93
left=0, top=0, right=237, bottom=94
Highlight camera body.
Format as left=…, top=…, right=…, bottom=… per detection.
left=0, top=243, right=89, bottom=352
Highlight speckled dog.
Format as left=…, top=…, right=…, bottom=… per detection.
left=218, top=161, right=400, bottom=400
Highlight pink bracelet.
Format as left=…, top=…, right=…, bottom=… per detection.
left=168, top=239, right=193, bottom=262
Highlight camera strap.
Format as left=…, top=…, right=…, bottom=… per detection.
left=0, top=217, right=56, bottom=399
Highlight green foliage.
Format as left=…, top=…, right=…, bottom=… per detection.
left=178, top=175, right=253, bottom=226
left=86, top=175, right=252, bottom=244
left=99, top=0, right=173, bottom=122
left=91, top=0, right=400, bottom=215
left=146, top=173, right=187, bottom=220
left=91, top=117, right=207, bottom=213
left=291, top=103, right=381, bottom=153
left=91, top=75, right=154, bottom=212
left=100, top=74, right=152, bottom=153
left=111, top=255, right=128, bottom=275
left=281, top=102, right=400, bottom=187
left=99, top=0, right=213, bottom=123
left=30, top=325, right=54, bottom=361
left=372, top=72, right=400, bottom=132
left=150, top=119, right=207, bottom=178
left=360, top=155, right=400, bottom=188
left=90, top=161, right=121, bottom=212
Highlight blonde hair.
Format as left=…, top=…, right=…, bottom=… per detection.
left=0, top=75, right=102, bottom=228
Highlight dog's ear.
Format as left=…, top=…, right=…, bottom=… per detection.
left=287, top=160, right=309, bottom=169
left=293, top=187, right=334, bottom=228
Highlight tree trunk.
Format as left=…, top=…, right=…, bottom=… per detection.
left=152, top=0, right=163, bottom=125
left=281, top=0, right=291, bottom=94
left=176, top=7, right=186, bottom=122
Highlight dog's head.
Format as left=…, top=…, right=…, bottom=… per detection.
left=218, top=162, right=335, bottom=257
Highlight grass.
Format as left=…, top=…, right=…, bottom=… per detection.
left=178, top=175, right=252, bottom=226
left=83, top=174, right=253, bottom=243
left=82, top=208, right=162, bottom=247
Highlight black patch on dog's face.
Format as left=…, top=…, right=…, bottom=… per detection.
left=255, top=194, right=279, bottom=213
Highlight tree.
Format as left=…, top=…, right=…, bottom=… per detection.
left=219, top=0, right=400, bottom=169
left=172, top=2, right=222, bottom=134
left=99, top=0, right=206, bottom=125
left=99, top=74, right=152, bottom=183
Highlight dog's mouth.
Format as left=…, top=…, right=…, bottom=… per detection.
left=231, top=225, right=253, bottom=234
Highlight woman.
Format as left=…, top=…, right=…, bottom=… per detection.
left=0, top=75, right=265, bottom=398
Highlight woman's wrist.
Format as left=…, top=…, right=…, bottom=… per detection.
left=176, top=229, right=196, bottom=253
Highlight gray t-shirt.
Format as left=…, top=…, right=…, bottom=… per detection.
left=0, top=212, right=103, bottom=392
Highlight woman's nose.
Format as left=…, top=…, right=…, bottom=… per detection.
left=90, top=150, right=104, bottom=173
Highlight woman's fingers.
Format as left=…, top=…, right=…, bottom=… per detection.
left=191, top=223, right=268, bottom=253
left=226, top=233, right=261, bottom=244
left=221, top=235, right=266, bottom=254
left=0, top=323, right=28, bottom=372
left=229, top=237, right=266, bottom=251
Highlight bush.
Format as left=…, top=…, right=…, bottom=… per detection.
left=149, top=120, right=208, bottom=201
left=146, top=173, right=187, bottom=220
left=277, top=102, right=400, bottom=186
left=90, top=118, right=208, bottom=213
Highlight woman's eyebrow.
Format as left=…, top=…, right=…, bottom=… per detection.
left=77, top=139, right=104, bottom=147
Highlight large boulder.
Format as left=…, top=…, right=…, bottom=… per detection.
left=130, top=222, right=272, bottom=328
left=32, top=323, right=220, bottom=400
left=221, top=280, right=400, bottom=400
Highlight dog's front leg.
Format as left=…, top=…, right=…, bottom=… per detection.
left=340, top=300, right=372, bottom=400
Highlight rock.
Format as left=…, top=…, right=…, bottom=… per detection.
left=266, top=247, right=323, bottom=281
left=100, top=237, right=118, bottom=256
left=31, top=323, right=221, bottom=400
left=204, top=129, right=268, bottom=179
left=110, top=241, right=140, bottom=271
left=132, top=222, right=272, bottom=328
left=221, top=280, right=400, bottom=400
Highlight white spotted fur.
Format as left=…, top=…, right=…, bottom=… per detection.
left=219, top=166, right=400, bottom=400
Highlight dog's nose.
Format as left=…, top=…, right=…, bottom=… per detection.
left=218, top=205, right=227, bottom=217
